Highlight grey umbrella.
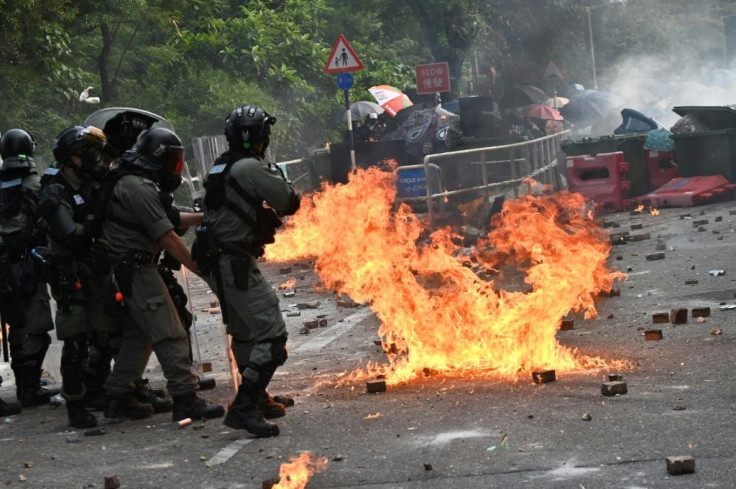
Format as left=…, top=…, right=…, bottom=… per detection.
left=84, top=107, right=173, bottom=132
left=340, top=101, right=385, bottom=122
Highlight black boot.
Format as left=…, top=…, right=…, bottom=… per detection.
left=18, top=363, right=57, bottom=408
left=67, top=399, right=98, bottom=429
left=134, top=379, right=173, bottom=414
left=0, top=397, right=22, bottom=417
left=224, top=387, right=280, bottom=437
left=256, top=390, right=286, bottom=419
left=85, top=344, right=113, bottom=411
left=171, top=393, right=224, bottom=422
left=104, top=395, right=155, bottom=421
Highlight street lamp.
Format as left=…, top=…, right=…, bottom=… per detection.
left=587, top=0, right=626, bottom=89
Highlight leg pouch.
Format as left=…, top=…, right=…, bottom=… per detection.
left=231, top=255, right=251, bottom=290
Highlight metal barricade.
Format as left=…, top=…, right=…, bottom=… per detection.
left=396, top=131, right=570, bottom=225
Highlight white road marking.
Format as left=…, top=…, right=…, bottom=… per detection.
left=206, top=438, right=253, bottom=467
left=293, top=308, right=374, bottom=354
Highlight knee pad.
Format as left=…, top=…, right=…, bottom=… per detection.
left=271, top=336, right=288, bottom=366
left=230, top=338, right=254, bottom=369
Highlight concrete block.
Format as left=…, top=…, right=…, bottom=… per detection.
left=692, top=219, right=709, bottom=227
left=601, top=381, right=627, bottom=396
left=666, top=455, right=695, bottom=475
left=631, top=223, right=643, bottom=230
left=645, top=329, right=663, bottom=340
left=532, top=370, right=556, bottom=384
left=685, top=279, right=698, bottom=285
left=652, top=312, right=669, bottom=323
left=691, top=307, right=711, bottom=318
left=366, top=380, right=387, bottom=393
left=670, top=308, right=688, bottom=324
left=560, top=319, right=574, bottom=331
left=105, top=476, right=121, bottom=489
left=646, top=252, right=665, bottom=261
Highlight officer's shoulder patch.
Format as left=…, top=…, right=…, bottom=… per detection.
left=0, top=178, right=22, bottom=189
left=209, top=163, right=227, bottom=175
left=44, top=167, right=60, bottom=176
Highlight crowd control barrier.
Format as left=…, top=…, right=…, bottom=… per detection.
left=645, top=150, right=679, bottom=190
left=565, top=151, right=632, bottom=212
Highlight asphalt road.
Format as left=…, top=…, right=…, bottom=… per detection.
left=2, top=200, right=736, bottom=489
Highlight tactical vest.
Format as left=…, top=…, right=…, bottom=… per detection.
left=203, top=151, right=282, bottom=252
left=40, top=167, right=92, bottom=223
left=0, top=156, right=37, bottom=223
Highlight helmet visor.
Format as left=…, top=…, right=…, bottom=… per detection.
left=167, top=146, right=185, bottom=175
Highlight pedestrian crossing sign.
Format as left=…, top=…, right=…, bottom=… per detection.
left=324, top=34, right=364, bottom=74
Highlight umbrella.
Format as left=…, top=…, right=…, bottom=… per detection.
left=83, top=107, right=173, bottom=132
left=368, top=85, right=413, bottom=117
left=524, top=104, right=564, bottom=121
left=558, top=89, right=623, bottom=126
left=381, top=106, right=462, bottom=158
left=340, top=101, right=385, bottom=122
left=543, top=96, right=569, bottom=108
left=498, top=85, right=547, bottom=109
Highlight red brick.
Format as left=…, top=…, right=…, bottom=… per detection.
left=691, top=307, right=710, bottom=318
left=670, top=308, right=688, bottom=324
left=601, top=381, right=627, bottom=396
left=645, top=329, right=663, bottom=340
left=666, top=455, right=695, bottom=475
left=652, top=313, right=669, bottom=324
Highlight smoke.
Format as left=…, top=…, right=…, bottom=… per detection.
left=607, top=55, right=736, bottom=128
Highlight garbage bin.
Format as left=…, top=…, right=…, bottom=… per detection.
left=671, top=129, right=736, bottom=182
left=670, top=106, right=736, bottom=182
left=561, top=134, right=648, bottom=195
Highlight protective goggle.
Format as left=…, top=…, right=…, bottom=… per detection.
left=167, top=146, right=185, bottom=175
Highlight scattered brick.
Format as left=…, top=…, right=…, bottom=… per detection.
left=299, top=326, right=310, bottom=335
left=601, top=381, right=628, bottom=396
left=608, top=374, right=623, bottom=381
left=202, top=362, right=212, bottom=373
left=652, top=313, right=669, bottom=324
left=646, top=252, right=665, bottom=261
left=715, top=215, right=723, bottom=222
left=104, top=476, right=121, bottom=489
left=532, top=370, right=556, bottom=384
left=560, top=319, right=574, bottom=331
left=262, top=479, right=280, bottom=489
left=685, top=279, right=698, bottom=285
left=630, top=223, right=643, bottom=230
left=655, top=243, right=667, bottom=251
left=680, top=214, right=691, bottom=219
left=645, top=329, right=663, bottom=340
left=366, top=380, right=387, bottom=393
left=286, top=311, right=301, bottom=317
left=337, top=300, right=358, bottom=308
left=666, top=455, right=695, bottom=475
left=283, top=290, right=295, bottom=297
left=692, top=220, right=708, bottom=227
left=296, top=301, right=321, bottom=309
left=628, top=233, right=651, bottom=242
left=670, top=308, right=688, bottom=324
left=318, top=318, right=328, bottom=327
left=304, top=320, right=319, bottom=329
left=278, top=267, right=292, bottom=275
left=691, top=307, right=710, bottom=318
left=730, top=209, right=736, bottom=215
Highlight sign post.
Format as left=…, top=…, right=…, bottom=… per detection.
left=324, top=34, right=364, bottom=170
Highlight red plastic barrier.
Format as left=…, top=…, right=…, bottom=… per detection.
left=565, top=151, right=632, bottom=212
left=645, top=150, right=679, bottom=190
left=638, top=175, right=736, bottom=207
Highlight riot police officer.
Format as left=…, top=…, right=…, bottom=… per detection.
left=96, top=127, right=223, bottom=423
left=0, top=129, right=56, bottom=410
left=38, top=125, right=132, bottom=428
left=197, top=105, right=300, bottom=437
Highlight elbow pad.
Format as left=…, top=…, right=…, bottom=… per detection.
left=165, top=206, right=181, bottom=227
left=39, top=190, right=77, bottom=244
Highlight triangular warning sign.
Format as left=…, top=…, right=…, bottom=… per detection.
left=541, top=60, right=565, bottom=81
left=324, top=34, right=364, bottom=74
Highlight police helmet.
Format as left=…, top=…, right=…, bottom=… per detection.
left=0, top=129, right=35, bottom=159
left=224, top=105, right=276, bottom=153
left=134, top=127, right=185, bottom=191
left=52, top=125, right=108, bottom=179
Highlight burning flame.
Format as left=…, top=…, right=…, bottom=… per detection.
left=266, top=168, right=627, bottom=385
left=649, top=208, right=660, bottom=216
left=635, top=204, right=644, bottom=212
left=272, top=452, right=329, bottom=489
left=278, top=277, right=297, bottom=290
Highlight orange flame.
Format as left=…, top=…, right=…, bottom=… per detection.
left=266, top=168, right=627, bottom=385
left=272, top=452, right=329, bottom=489
left=635, top=204, right=644, bottom=212
left=649, top=208, right=660, bottom=216
left=278, top=277, right=297, bottom=290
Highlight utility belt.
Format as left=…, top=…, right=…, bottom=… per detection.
left=43, top=253, right=84, bottom=314
left=95, top=247, right=154, bottom=319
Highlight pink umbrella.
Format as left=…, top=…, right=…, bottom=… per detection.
left=524, top=104, right=564, bottom=121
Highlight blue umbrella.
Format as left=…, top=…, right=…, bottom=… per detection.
left=559, top=90, right=623, bottom=126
